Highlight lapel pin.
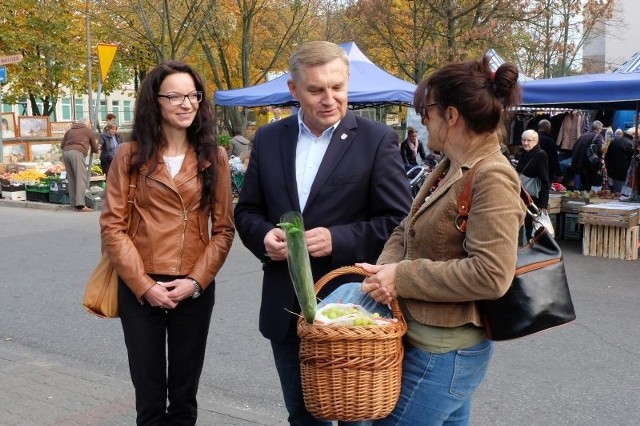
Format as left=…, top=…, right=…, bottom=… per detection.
left=340, top=133, right=347, bottom=140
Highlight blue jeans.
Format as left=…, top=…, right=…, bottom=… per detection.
left=271, top=336, right=372, bottom=426
left=610, top=179, right=624, bottom=193
left=375, top=340, right=493, bottom=426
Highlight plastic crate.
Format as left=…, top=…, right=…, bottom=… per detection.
left=2, top=190, right=26, bottom=201
left=563, top=213, right=582, bottom=240
left=49, top=191, right=70, bottom=204
left=85, top=194, right=102, bottom=210
left=25, top=184, right=50, bottom=193
left=48, top=180, right=68, bottom=193
left=26, top=190, right=50, bottom=202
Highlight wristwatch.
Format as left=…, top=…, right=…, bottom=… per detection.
left=191, top=279, right=202, bottom=299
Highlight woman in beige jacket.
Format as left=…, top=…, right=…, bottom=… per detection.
left=360, top=58, right=526, bottom=425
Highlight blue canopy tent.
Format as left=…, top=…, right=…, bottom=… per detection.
left=214, top=42, right=417, bottom=108
left=520, top=65, right=640, bottom=197
left=521, top=68, right=640, bottom=110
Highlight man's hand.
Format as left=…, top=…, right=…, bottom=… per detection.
left=305, top=227, right=332, bottom=257
left=264, top=227, right=287, bottom=261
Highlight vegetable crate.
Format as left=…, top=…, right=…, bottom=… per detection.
left=297, top=266, right=406, bottom=421
left=26, top=184, right=50, bottom=203
left=49, top=191, right=70, bottom=205
left=85, top=194, right=102, bottom=211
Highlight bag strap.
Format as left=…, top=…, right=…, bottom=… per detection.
left=518, top=157, right=535, bottom=175
left=456, top=160, right=535, bottom=234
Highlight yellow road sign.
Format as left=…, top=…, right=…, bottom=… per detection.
left=97, top=43, right=118, bottom=82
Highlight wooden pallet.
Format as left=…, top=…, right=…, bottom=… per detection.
left=578, top=203, right=640, bottom=228
left=582, top=224, right=639, bottom=260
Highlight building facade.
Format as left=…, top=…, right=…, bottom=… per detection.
left=582, top=0, right=640, bottom=73
left=1, top=85, right=136, bottom=130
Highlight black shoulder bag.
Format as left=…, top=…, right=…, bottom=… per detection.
left=456, top=165, right=576, bottom=341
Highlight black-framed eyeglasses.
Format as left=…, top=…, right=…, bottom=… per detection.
left=416, top=102, right=438, bottom=121
left=157, top=91, right=203, bottom=105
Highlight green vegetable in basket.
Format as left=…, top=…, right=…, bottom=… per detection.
left=278, top=211, right=317, bottom=323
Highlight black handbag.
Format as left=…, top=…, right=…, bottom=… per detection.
left=457, top=165, right=576, bottom=341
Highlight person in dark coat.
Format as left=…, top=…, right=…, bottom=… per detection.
left=98, top=123, right=121, bottom=176
left=234, top=41, right=412, bottom=426
left=605, top=129, right=635, bottom=193
left=571, top=120, right=604, bottom=190
left=517, top=129, right=549, bottom=239
left=537, top=119, right=561, bottom=182
left=400, top=126, right=428, bottom=172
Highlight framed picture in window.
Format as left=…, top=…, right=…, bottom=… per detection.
left=50, top=121, right=74, bottom=136
left=1, top=112, right=17, bottom=138
left=18, top=116, right=51, bottom=138
left=29, top=142, right=62, bottom=163
left=2, top=142, right=27, bottom=164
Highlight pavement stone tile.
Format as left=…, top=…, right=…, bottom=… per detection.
left=0, top=340, right=288, bottom=426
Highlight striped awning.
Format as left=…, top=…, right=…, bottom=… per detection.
left=614, top=51, right=640, bottom=74
left=484, top=49, right=533, bottom=82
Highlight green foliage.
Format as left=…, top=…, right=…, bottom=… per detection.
left=217, top=134, right=232, bottom=149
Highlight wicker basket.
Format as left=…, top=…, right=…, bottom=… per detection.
left=297, top=266, right=407, bottom=421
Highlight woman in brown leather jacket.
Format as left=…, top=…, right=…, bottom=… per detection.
left=100, top=61, right=235, bottom=425
left=360, top=58, right=525, bottom=425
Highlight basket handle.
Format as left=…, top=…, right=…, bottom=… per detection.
left=314, top=265, right=404, bottom=322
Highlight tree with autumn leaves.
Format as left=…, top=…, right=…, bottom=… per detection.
left=0, top=0, right=619, bottom=121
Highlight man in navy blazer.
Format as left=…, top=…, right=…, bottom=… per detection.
left=234, top=41, right=412, bottom=426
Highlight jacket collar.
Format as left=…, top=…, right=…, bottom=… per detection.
left=279, top=110, right=358, bottom=213
left=137, top=145, right=208, bottom=190
left=410, top=132, right=501, bottom=218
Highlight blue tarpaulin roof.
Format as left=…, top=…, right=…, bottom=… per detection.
left=214, top=42, right=417, bottom=108
left=521, top=69, right=640, bottom=110
left=520, top=51, right=640, bottom=110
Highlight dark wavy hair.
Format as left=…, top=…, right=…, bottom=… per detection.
left=414, top=56, right=521, bottom=135
left=130, top=61, right=218, bottom=210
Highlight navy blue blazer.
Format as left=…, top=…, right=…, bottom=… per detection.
left=234, top=110, right=412, bottom=342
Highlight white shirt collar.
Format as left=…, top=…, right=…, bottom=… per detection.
left=296, top=108, right=341, bottom=140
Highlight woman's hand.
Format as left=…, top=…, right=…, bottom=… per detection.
left=144, top=278, right=196, bottom=308
left=143, top=283, right=177, bottom=309
left=357, top=262, right=398, bottom=305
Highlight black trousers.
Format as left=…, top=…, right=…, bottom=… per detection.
left=119, top=276, right=215, bottom=426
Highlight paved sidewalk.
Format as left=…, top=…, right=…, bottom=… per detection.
left=0, top=199, right=285, bottom=425
left=0, top=341, right=287, bottom=426
left=0, top=198, right=72, bottom=211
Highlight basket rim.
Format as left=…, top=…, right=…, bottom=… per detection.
left=297, top=265, right=407, bottom=334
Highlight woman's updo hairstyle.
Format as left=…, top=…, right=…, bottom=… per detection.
left=414, top=56, right=521, bottom=135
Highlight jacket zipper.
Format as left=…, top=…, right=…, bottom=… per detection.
left=147, top=173, right=189, bottom=273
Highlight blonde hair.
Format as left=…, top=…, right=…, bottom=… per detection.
left=289, top=41, right=349, bottom=83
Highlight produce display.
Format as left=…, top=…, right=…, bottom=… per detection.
left=7, top=169, right=47, bottom=184
left=314, top=303, right=394, bottom=326
left=563, top=189, right=622, bottom=199
left=279, top=211, right=394, bottom=327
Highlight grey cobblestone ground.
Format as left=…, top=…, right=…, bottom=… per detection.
left=0, top=340, right=286, bottom=426
left=0, top=199, right=287, bottom=425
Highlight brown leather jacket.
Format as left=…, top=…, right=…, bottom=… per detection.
left=100, top=142, right=235, bottom=299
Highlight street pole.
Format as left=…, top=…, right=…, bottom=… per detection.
left=0, top=81, right=4, bottom=163
left=86, top=0, right=93, bottom=127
